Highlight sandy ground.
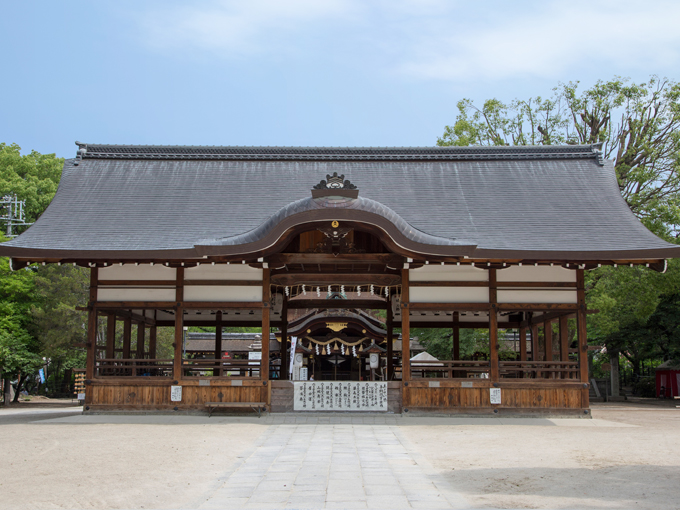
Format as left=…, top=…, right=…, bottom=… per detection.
left=0, top=399, right=678, bottom=509
left=401, top=403, right=680, bottom=509
left=0, top=401, right=266, bottom=509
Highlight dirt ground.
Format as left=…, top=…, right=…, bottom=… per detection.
left=401, top=402, right=680, bottom=509
left=0, top=399, right=678, bottom=509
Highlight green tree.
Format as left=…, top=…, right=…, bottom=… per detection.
left=438, top=76, right=680, bottom=238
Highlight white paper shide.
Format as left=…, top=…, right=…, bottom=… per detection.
left=294, top=382, right=388, bottom=411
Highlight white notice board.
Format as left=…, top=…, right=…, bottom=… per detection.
left=170, top=385, right=183, bottom=402
left=294, top=382, right=388, bottom=412
left=490, top=387, right=501, bottom=404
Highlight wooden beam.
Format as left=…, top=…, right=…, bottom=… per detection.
left=287, top=299, right=388, bottom=310
left=409, top=303, right=491, bottom=311
left=577, top=268, right=589, bottom=408
left=498, top=303, right=578, bottom=311
left=271, top=273, right=401, bottom=287
left=268, top=253, right=403, bottom=266
left=184, top=280, right=262, bottom=286
left=489, top=269, right=499, bottom=381
left=95, top=301, right=178, bottom=309
left=408, top=321, right=521, bottom=329
left=409, top=281, right=577, bottom=288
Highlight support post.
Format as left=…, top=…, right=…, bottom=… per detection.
left=386, top=298, right=394, bottom=380
left=106, top=314, right=116, bottom=360
left=280, top=295, right=288, bottom=380
left=544, top=320, right=553, bottom=363
left=149, top=325, right=157, bottom=359
left=401, top=268, right=410, bottom=408
left=452, top=311, right=460, bottom=361
left=519, top=326, right=527, bottom=379
left=489, top=269, right=499, bottom=381
left=559, top=315, right=569, bottom=378
left=136, top=322, right=145, bottom=359
left=214, top=311, right=222, bottom=376
left=122, top=318, right=132, bottom=360
left=173, top=267, right=184, bottom=382
left=531, top=324, right=540, bottom=362
left=610, top=349, right=620, bottom=398
left=577, top=268, right=590, bottom=409
left=261, top=267, right=270, bottom=381
left=85, top=267, right=98, bottom=388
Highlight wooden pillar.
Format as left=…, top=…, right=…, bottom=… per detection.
left=559, top=315, right=569, bottom=379
left=386, top=298, right=394, bottom=381
left=489, top=268, right=499, bottom=381
left=148, top=325, right=157, bottom=359
left=261, top=267, right=270, bottom=381
left=519, top=327, right=527, bottom=362
left=280, top=296, right=288, bottom=380
left=452, top=311, right=460, bottom=361
left=577, top=268, right=589, bottom=408
left=531, top=323, right=540, bottom=361
left=85, top=267, right=98, bottom=387
left=136, top=322, right=145, bottom=359
left=172, top=267, right=184, bottom=382
left=401, top=268, right=410, bottom=411
left=106, top=314, right=116, bottom=360
left=122, top=318, right=132, bottom=359
left=544, top=319, right=553, bottom=379
left=214, top=311, right=222, bottom=376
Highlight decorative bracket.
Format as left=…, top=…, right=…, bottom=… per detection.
left=311, top=172, right=359, bottom=199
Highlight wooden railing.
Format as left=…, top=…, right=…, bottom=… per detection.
left=95, top=358, right=173, bottom=377
left=499, top=361, right=579, bottom=380
left=410, top=360, right=579, bottom=380
left=410, top=360, right=491, bottom=379
left=182, top=359, right=261, bottom=378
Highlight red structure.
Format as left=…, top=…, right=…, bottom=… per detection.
left=655, top=361, right=680, bottom=398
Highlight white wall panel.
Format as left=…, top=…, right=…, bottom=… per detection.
left=410, top=265, right=488, bottom=282
left=98, top=264, right=176, bottom=281
left=185, top=264, right=263, bottom=280
left=97, top=288, right=176, bottom=301
left=496, top=266, right=576, bottom=282
left=497, top=290, right=577, bottom=304
left=411, top=287, right=489, bottom=303
left=184, top=286, right=262, bottom=302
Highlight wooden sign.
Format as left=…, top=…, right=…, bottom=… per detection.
left=293, top=381, right=388, bottom=411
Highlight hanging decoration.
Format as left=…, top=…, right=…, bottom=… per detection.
left=384, top=286, right=389, bottom=298
left=317, top=286, right=321, bottom=297
left=352, top=345, right=357, bottom=357
left=302, top=284, right=306, bottom=295
left=315, top=344, right=320, bottom=355
left=268, top=283, right=401, bottom=301
left=370, top=284, right=375, bottom=295
left=285, top=286, right=290, bottom=297
left=357, top=286, right=361, bottom=297
left=326, top=344, right=331, bottom=355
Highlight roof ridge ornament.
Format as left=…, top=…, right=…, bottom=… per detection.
left=313, top=172, right=357, bottom=190
left=311, top=172, right=359, bottom=199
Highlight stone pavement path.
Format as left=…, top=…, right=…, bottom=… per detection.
left=199, top=421, right=468, bottom=510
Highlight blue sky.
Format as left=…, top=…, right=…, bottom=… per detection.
left=2, top=0, right=680, bottom=159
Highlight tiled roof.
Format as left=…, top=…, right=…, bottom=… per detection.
left=1, top=143, right=678, bottom=260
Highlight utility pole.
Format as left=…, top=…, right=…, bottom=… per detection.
left=0, top=195, right=32, bottom=237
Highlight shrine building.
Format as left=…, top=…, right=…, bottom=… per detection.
left=1, top=143, right=678, bottom=415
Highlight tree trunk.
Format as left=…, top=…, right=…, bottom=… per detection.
left=610, top=350, right=620, bottom=397
left=12, top=374, right=27, bottom=403
left=2, top=377, right=11, bottom=406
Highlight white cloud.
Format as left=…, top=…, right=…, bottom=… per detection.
left=394, top=0, right=680, bottom=81
left=139, top=0, right=358, bottom=57
left=135, top=0, right=680, bottom=80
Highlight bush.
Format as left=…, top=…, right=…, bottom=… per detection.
left=632, top=377, right=656, bottom=398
